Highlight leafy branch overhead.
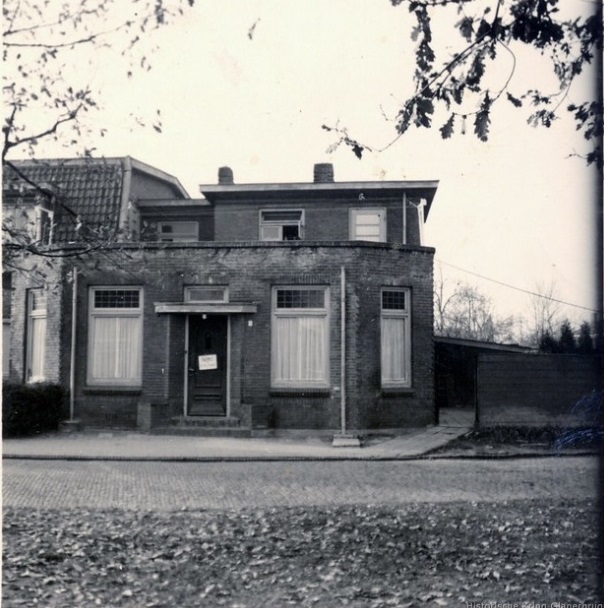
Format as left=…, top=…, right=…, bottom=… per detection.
left=331, top=0, right=602, bottom=164
left=2, top=0, right=194, bottom=163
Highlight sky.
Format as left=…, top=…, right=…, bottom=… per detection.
left=6, top=0, right=600, bottom=332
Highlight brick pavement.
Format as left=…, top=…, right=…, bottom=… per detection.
left=3, top=457, right=598, bottom=511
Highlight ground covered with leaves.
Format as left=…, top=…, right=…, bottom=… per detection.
left=430, top=427, right=602, bottom=457
left=3, top=499, right=600, bottom=607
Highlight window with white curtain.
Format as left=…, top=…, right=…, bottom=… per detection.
left=26, top=289, right=47, bottom=383
left=350, top=208, right=386, bottom=242
left=271, top=286, right=329, bottom=388
left=88, top=288, right=143, bottom=386
left=381, top=288, right=411, bottom=387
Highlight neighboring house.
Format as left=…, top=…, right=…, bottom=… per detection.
left=3, top=159, right=439, bottom=434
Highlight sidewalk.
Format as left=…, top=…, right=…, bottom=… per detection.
left=2, top=417, right=473, bottom=462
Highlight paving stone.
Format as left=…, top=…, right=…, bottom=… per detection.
left=2, top=457, right=598, bottom=511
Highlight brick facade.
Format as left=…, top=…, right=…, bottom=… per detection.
left=15, top=241, right=434, bottom=430
left=4, top=160, right=439, bottom=433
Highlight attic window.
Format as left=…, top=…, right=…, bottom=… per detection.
left=36, top=207, right=54, bottom=245
left=158, top=221, right=198, bottom=242
left=260, top=210, right=303, bottom=241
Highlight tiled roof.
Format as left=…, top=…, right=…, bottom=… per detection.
left=3, top=158, right=125, bottom=243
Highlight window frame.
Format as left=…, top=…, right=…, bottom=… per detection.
left=185, top=285, right=229, bottom=303
left=87, top=287, right=144, bottom=387
left=157, top=220, right=199, bottom=242
left=35, top=206, right=54, bottom=245
left=259, top=209, right=304, bottom=241
left=26, top=288, right=47, bottom=383
left=380, top=287, right=412, bottom=388
left=349, top=208, right=386, bottom=242
left=3, top=319, right=10, bottom=379
left=271, top=285, right=330, bottom=389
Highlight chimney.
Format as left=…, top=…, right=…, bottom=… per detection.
left=313, top=163, right=334, bottom=183
left=218, top=166, right=234, bottom=185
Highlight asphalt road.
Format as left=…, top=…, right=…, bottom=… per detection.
left=3, top=456, right=599, bottom=511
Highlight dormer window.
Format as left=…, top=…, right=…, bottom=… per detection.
left=36, top=206, right=54, bottom=245
left=158, top=221, right=199, bottom=242
left=259, top=210, right=303, bottom=241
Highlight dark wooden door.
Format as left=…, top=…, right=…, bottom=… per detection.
left=187, top=316, right=227, bottom=416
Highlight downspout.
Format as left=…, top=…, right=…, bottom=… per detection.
left=332, top=266, right=361, bottom=447
left=340, top=266, right=346, bottom=434
left=417, top=199, right=426, bottom=246
left=402, top=192, right=407, bottom=245
left=69, top=267, right=78, bottom=422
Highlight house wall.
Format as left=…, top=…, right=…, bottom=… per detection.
left=66, top=241, right=434, bottom=430
left=7, top=262, right=65, bottom=386
left=213, top=196, right=424, bottom=245
left=130, top=169, right=186, bottom=199
left=139, top=206, right=214, bottom=241
left=477, top=353, right=603, bottom=427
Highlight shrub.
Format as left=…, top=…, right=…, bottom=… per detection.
left=2, top=382, right=67, bottom=438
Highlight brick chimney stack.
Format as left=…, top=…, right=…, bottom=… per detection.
left=218, top=166, right=234, bottom=185
left=313, top=163, right=334, bottom=183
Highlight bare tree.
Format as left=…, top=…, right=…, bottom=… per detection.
left=527, top=277, right=562, bottom=346
left=2, top=0, right=194, bottom=272
left=3, top=0, right=194, bottom=163
left=434, top=273, right=519, bottom=343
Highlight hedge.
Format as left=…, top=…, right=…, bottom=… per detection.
left=3, top=382, right=67, bottom=437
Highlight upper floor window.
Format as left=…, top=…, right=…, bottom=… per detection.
left=260, top=210, right=303, bottom=241
left=88, top=287, right=143, bottom=386
left=350, top=208, right=386, bottom=242
left=36, top=207, right=54, bottom=245
left=158, top=221, right=199, bottom=242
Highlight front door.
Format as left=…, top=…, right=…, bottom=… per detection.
left=187, top=315, right=227, bottom=416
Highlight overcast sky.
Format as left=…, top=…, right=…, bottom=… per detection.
left=10, top=0, right=599, bottom=329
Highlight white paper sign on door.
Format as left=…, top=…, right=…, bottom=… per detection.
left=198, top=354, right=218, bottom=370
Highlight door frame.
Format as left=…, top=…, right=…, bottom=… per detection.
left=183, top=314, right=231, bottom=417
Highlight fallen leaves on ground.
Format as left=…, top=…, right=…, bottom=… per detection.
left=2, top=499, right=599, bottom=607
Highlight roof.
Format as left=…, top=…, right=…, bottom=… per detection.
left=434, top=336, right=535, bottom=353
left=199, top=180, right=439, bottom=219
left=3, top=157, right=189, bottom=242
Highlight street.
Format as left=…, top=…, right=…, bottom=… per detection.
left=3, top=456, right=599, bottom=510
left=3, top=456, right=601, bottom=606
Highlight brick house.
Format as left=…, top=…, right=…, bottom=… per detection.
left=3, top=159, right=439, bottom=435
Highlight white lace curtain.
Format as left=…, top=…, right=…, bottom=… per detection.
left=90, top=316, right=141, bottom=382
left=273, top=315, right=326, bottom=384
left=381, top=316, right=408, bottom=384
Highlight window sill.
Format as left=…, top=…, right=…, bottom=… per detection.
left=269, top=388, right=331, bottom=398
left=381, top=387, right=414, bottom=397
left=83, top=386, right=142, bottom=396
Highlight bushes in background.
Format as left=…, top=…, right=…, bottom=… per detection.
left=3, top=382, right=66, bottom=437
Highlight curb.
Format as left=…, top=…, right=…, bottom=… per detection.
left=2, top=451, right=597, bottom=463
